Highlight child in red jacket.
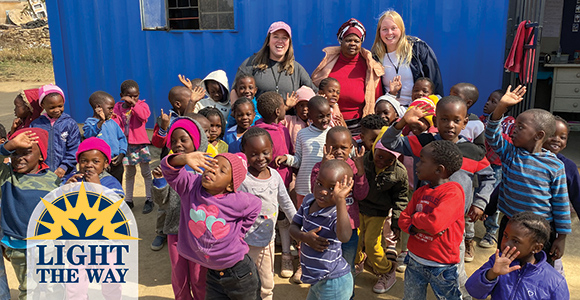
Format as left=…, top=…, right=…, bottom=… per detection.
left=398, top=140, right=465, bottom=300
left=114, top=79, right=152, bottom=212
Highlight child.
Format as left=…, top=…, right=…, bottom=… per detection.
left=152, top=117, right=209, bottom=299
left=226, top=74, right=261, bottom=130
left=199, top=107, right=229, bottom=153
left=485, top=85, right=570, bottom=265
left=254, top=91, right=294, bottom=187
left=239, top=127, right=296, bottom=300
left=452, top=83, right=486, bottom=147
left=0, top=128, right=60, bottom=299
left=83, top=91, right=128, bottom=184
left=275, top=96, right=331, bottom=207
left=374, top=95, right=406, bottom=126
left=160, top=149, right=262, bottom=300
left=309, top=126, right=368, bottom=295
left=10, top=88, right=42, bottom=137
left=152, top=86, right=204, bottom=158
left=382, top=96, right=495, bottom=298
left=358, top=114, right=389, bottom=152
left=281, top=86, right=314, bottom=147
left=196, top=70, right=231, bottom=119
left=388, top=77, right=436, bottom=107
left=289, top=159, right=355, bottom=300
left=30, top=84, right=81, bottom=178
left=318, top=77, right=346, bottom=127
left=355, top=135, right=408, bottom=293
left=113, top=79, right=153, bottom=213
left=65, top=137, right=124, bottom=197
left=465, top=212, right=570, bottom=299
left=478, top=89, right=515, bottom=249
left=223, top=97, right=255, bottom=153
left=399, top=140, right=465, bottom=300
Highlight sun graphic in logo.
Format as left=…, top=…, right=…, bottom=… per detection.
left=27, top=183, right=138, bottom=240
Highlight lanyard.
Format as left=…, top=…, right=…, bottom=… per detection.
left=271, top=66, right=282, bottom=93
left=386, top=52, right=400, bottom=74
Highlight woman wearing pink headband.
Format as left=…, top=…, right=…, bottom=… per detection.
left=311, top=18, right=385, bottom=135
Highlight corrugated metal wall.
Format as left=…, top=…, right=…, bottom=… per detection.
left=45, top=0, right=510, bottom=127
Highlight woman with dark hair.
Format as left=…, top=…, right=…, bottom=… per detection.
left=311, top=18, right=385, bottom=135
left=372, top=10, right=443, bottom=107
left=234, top=21, right=316, bottom=101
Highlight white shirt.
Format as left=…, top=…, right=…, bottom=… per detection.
left=382, top=51, right=414, bottom=107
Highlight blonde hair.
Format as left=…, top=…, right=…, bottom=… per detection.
left=252, top=32, right=295, bottom=75
left=371, top=10, right=413, bottom=66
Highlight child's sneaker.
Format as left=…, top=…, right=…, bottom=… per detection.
left=354, top=253, right=366, bottom=277
left=465, top=239, right=475, bottom=262
left=372, top=267, right=396, bottom=293
left=142, top=199, right=154, bottom=214
left=290, top=244, right=299, bottom=257
left=280, top=253, right=294, bottom=278
left=478, top=233, right=496, bottom=248
left=396, top=251, right=407, bottom=273
left=150, top=235, right=166, bottom=251
left=291, top=266, right=303, bottom=284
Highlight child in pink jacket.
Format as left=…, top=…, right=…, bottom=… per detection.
left=114, top=79, right=153, bottom=212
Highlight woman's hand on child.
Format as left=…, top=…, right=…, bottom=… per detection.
left=304, top=226, right=330, bottom=252
left=183, top=152, right=218, bottom=174
left=467, top=205, right=484, bottom=222
left=274, top=155, right=287, bottom=168
left=389, top=75, right=402, bottom=96
left=159, top=109, right=171, bottom=130
left=285, top=91, right=298, bottom=110
left=152, top=166, right=164, bottom=179
left=487, top=247, right=521, bottom=281
left=178, top=74, right=193, bottom=90
left=331, top=175, right=354, bottom=205
left=550, top=234, right=566, bottom=260
left=5, top=130, right=38, bottom=151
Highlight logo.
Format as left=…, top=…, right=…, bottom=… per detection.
left=26, top=182, right=139, bottom=299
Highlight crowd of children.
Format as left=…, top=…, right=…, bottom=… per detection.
left=0, top=65, right=576, bottom=300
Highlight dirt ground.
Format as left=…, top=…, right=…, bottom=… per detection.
left=0, top=81, right=579, bottom=299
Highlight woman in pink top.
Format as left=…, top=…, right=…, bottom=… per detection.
left=311, top=18, right=384, bottom=135
left=113, top=79, right=153, bottom=212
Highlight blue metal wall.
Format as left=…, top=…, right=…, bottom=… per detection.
left=45, top=0, right=509, bottom=127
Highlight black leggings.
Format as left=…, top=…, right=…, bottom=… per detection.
left=497, top=215, right=557, bottom=265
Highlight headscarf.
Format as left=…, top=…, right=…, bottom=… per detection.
left=337, top=18, right=366, bottom=42
left=376, top=94, right=406, bottom=119
left=15, top=89, right=42, bottom=131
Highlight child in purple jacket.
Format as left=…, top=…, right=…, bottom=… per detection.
left=161, top=150, right=262, bottom=300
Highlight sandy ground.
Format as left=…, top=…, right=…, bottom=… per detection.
left=0, top=81, right=579, bottom=299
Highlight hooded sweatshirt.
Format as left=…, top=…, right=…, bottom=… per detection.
left=196, top=70, right=231, bottom=120
left=10, top=89, right=43, bottom=138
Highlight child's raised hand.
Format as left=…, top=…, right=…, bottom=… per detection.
left=489, top=247, right=521, bottom=279
left=178, top=74, right=193, bottom=90
left=159, top=109, right=171, bottom=130
left=331, top=175, right=354, bottom=205
left=285, top=91, right=299, bottom=110
left=95, top=106, right=106, bottom=121
left=321, top=145, right=335, bottom=164
left=499, top=85, right=526, bottom=107
left=191, top=85, right=206, bottom=102
left=389, top=75, right=402, bottom=96
left=353, top=145, right=365, bottom=171
left=6, top=130, right=38, bottom=150
left=399, top=102, right=434, bottom=129
left=183, top=152, right=218, bottom=174
left=303, top=226, right=330, bottom=252
left=274, top=155, right=287, bottom=168
left=152, top=166, right=164, bottom=179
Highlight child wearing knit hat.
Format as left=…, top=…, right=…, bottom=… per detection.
left=0, top=128, right=60, bottom=299
left=31, top=84, right=81, bottom=178
left=9, top=88, right=42, bottom=138
left=161, top=144, right=262, bottom=299
left=65, top=137, right=124, bottom=198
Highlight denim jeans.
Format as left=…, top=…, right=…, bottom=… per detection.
left=403, top=255, right=462, bottom=300
left=341, top=229, right=358, bottom=273
left=306, top=272, right=353, bottom=300
left=0, top=251, right=9, bottom=300
left=484, top=164, right=503, bottom=235
left=205, top=254, right=261, bottom=300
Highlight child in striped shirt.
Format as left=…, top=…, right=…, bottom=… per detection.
left=485, top=85, right=571, bottom=265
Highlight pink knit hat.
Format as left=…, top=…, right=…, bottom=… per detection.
left=38, top=84, right=65, bottom=107
left=76, top=137, right=112, bottom=164
left=268, top=21, right=291, bottom=37
left=296, top=86, right=315, bottom=103
left=167, top=117, right=202, bottom=150
left=216, top=153, right=248, bottom=191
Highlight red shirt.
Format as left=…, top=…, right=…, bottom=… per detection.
left=329, top=53, right=368, bottom=120
left=399, top=181, right=465, bottom=264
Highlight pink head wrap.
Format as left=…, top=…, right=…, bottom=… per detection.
left=76, top=137, right=112, bottom=164
left=166, top=117, right=202, bottom=150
